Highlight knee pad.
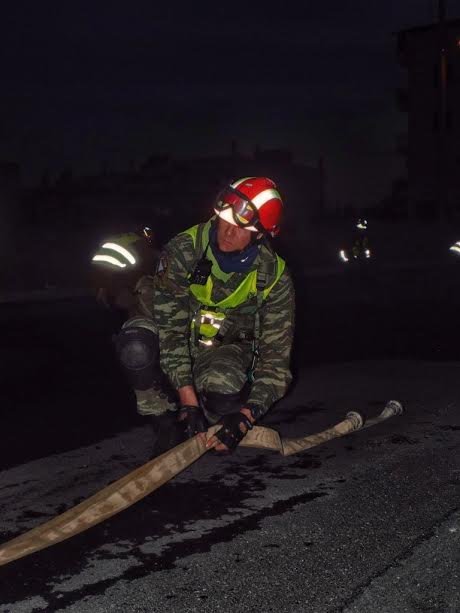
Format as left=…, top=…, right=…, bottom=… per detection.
left=115, top=326, right=159, bottom=390
left=201, top=389, right=248, bottom=419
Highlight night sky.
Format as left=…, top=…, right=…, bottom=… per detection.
left=0, top=1, right=455, bottom=206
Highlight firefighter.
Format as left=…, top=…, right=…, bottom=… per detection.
left=152, top=177, right=295, bottom=453
left=90, top=227, right=158, bottom=315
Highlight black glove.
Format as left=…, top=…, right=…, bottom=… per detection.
left=216, top=411, right=253, bottom=452
left=178, top=405, right=208, bottom=439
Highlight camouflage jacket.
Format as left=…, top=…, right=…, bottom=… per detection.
left=153, top=220, right=295, bottom=415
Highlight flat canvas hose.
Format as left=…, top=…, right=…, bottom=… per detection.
left=0, top=401, right=402, bottom=568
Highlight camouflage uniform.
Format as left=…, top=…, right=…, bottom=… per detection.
left=90, top=231, right=177, bottom=416
left=90, top=232, right=158, bottom=316
left=153, top=218, right=295, bottom=421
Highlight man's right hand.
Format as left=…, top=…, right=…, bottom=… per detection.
left=177, top=405, right=208, bottom=439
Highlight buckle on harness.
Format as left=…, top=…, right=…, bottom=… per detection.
left=193, top=309, right=226, bottom=347
left=200, top=313, right=223, bottom=329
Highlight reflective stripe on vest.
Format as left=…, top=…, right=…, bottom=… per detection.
left=91, top=233, right=140, bottom=269
left=183, top=221, right=285, bottom=341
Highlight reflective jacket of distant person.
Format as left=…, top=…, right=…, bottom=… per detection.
left=90, top=227, right=159, bottom=317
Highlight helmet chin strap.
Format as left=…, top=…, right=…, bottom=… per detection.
left=251, top=231, right=265, bottom=245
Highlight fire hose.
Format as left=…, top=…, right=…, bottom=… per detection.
left=0, top=400, right=402, bottom=567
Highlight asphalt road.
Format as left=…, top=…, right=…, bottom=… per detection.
left=1, top=268, right=460, bottom=612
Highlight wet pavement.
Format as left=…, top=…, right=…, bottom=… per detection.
left=1, top=270, right=460, bottom=612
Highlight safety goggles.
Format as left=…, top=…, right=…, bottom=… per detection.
left=215, top=186, right=260, bottom=230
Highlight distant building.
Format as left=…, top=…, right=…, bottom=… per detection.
left=26, top=147, right=323, bottom=242
left=0, top=161, right=21, bottom=230
left=397, top=17, right=460, bottom=217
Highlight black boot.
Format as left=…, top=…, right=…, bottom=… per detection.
left=150, top=412, right=185, bottom=458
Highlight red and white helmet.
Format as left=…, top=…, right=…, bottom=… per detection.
left=214, top=177, right=283, bottom=237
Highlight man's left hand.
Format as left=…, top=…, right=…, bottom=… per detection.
left=205, top=408, right=255, bottom=452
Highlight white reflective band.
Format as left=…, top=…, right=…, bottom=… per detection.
left=92, top=255, right=126, bottom=268
left=339, top=250, right=349, bottom=262
left=199, top=339, right=213, bottom=346
left=102, top=242, right=136, bottom=265
left=231, top=177, right=255, bottom=189
left=252, top=188, right=280, bottom=208
left=449, top=245, right=460, bottom=254
left=201, top=315, right=215, bottom=324
left=201, top=314, right=223, bottom=328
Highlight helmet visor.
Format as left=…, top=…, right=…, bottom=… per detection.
left=215, top=187, right=259, bottom=229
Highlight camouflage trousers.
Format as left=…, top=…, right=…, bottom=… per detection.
left=134, top=385, right=177, bottom=417
left=136, top=342, right=253, bottom=418
left=194, top=343, right=253, bottom=423
left=193, top=343, right=252, bottom=395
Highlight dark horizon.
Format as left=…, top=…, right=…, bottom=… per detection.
left=1, top=1, right=451, bottom=207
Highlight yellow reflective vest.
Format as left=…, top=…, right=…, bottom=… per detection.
left=183, top=221, right=285, bottom=344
